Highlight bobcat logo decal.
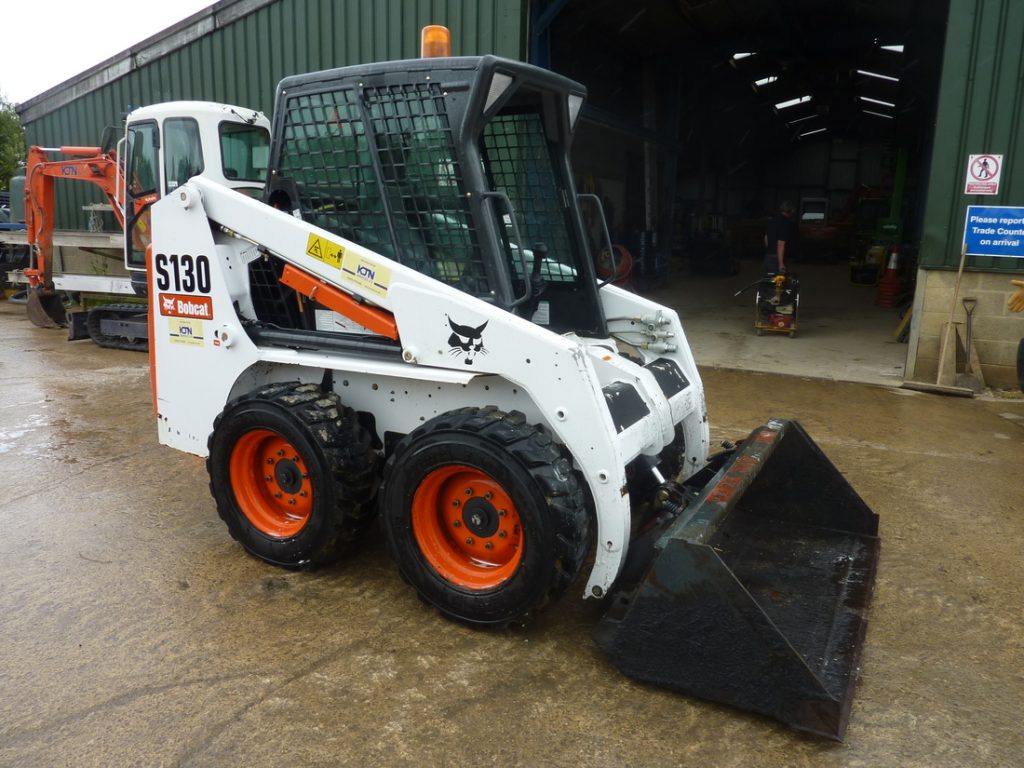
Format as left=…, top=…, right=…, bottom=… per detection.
left=447, top=317, right=488, bottom=365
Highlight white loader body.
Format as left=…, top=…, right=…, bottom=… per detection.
left=150, top=176, right=710, bottom=598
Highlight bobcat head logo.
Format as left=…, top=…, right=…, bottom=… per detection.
left=447, top=317, right=488, bottom=365
left=161, top=295, right=176, bottom=312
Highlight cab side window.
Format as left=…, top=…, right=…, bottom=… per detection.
left=126, top=121, right=159, bottom=269
left=164, top=118, right=204, bottom=193
left=128, top=122, right=158, bottom=197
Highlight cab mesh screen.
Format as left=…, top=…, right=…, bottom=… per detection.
left=278, top=83, right=488, bottom=293
left=481, top=112, right=577, bottom=283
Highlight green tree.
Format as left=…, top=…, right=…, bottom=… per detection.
left=0, top=94, right=26, bottom=192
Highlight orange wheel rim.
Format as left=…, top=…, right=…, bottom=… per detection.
left=411, top=465, right=523, bottom=590
left=229, top=428, right=313, bottom=538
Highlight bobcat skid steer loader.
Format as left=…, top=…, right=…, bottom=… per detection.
left=145, top=31, right=879, bottom=740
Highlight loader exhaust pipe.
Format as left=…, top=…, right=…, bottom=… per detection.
left=594, top=419, right=880, bottom=741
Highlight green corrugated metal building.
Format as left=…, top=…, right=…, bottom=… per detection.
left=13, top=0, right=1024, bottom=386
left=920, top=0, right=1024, bottom=273
left=908, top=0, right=1024, bottom=384
left=19, top=0, right=526, bottom=229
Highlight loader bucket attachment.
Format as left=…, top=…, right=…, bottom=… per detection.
left=26, top=290, right=67, bottom=328
left=594, top=420, right=879, bottom=741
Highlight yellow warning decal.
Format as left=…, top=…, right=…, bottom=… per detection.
left=341, top=252, right=391, bottom=298
left=305, top=233, right=345, bottom=269
left=169, top=318, right=204, bottom=346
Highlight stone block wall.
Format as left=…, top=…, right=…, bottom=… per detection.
left=907, top=267, right=1024, bottom=388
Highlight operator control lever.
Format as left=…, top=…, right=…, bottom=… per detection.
left=531, top=242, right=548, bottom=288
left=522, top=242, right=548, bottom=319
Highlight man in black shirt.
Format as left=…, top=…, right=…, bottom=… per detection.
left=764, top=201, right=796, bottom=274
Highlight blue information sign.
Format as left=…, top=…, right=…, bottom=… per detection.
left=963, top=205, right=1024, bottom=258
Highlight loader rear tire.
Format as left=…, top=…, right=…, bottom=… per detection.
left=380, top=407, right=589, bottom=627
left=207, top=382, right=378, bottom=568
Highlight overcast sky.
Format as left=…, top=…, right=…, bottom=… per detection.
left=3, top=1, right=216, bottom=105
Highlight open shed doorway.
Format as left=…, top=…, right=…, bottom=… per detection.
left=541, top=0, right=951, bottom=384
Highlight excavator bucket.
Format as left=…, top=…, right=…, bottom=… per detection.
left=594, top=420, right=879, bottom=741
left=26, top=290, right=67, bottom=328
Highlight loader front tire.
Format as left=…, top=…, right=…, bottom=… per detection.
left=207, top=382, right=378, bottom=568
left=380, top=407, right=589, bottom=626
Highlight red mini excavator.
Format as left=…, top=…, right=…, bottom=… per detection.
left=22, top=135, right=133, bottom=327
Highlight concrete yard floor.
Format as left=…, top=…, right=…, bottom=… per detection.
left=1, top=299, right=1022, bottom=767
left=646, top=259, right=911, bottom=387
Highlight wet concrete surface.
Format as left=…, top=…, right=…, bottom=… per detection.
left=647, top=259, right=910, bottom=387
left=1, top=299, right=1022, bottom=767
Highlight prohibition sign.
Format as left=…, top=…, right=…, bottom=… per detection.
left=964, top=153, right=1002, bottom=195
left=970, top=155, right=999, bottom=181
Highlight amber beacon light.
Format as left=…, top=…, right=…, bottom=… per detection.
left=421, top=25, right=452, bottom=58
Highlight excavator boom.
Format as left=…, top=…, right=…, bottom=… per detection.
left=22, top=145, right=124, bottom=327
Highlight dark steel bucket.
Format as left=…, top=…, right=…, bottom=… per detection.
left=594, top=420, right=880, bottom=741
left=26, top=289, right=67, bottom=328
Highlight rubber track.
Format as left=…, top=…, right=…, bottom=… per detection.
left=87, top=303, right=148, bottom=352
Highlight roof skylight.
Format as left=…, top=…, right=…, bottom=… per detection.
left=857, top=69, right=900, bottom=83
left=860, top=96, right=896, bottom=108
left=775, top=95, right=812, bottom=110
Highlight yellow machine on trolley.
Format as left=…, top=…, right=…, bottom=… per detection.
left=754, top=273, right=800, bottom=337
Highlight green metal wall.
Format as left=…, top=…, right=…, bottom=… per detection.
left=21, top=0, right=526, bottom=229
left=920, top=0, right=1024, bottom=272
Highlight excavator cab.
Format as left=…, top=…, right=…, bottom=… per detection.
left=122, top=103, right=272, bottom=279
left=21, top=103, right=270, bottom=338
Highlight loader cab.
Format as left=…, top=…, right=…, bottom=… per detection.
left=265, top=56, right=607, bottom=337
left=122, top=102, right=271, bottom=281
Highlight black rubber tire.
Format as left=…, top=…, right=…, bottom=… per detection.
left=207, top=381, right=378, bottom=568
left=380, top=406, right=590, bottom=627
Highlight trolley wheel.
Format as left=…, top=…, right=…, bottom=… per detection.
left=207, top=382, right=378, bottom=568
left=380, top=406, right=589, bottom=626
